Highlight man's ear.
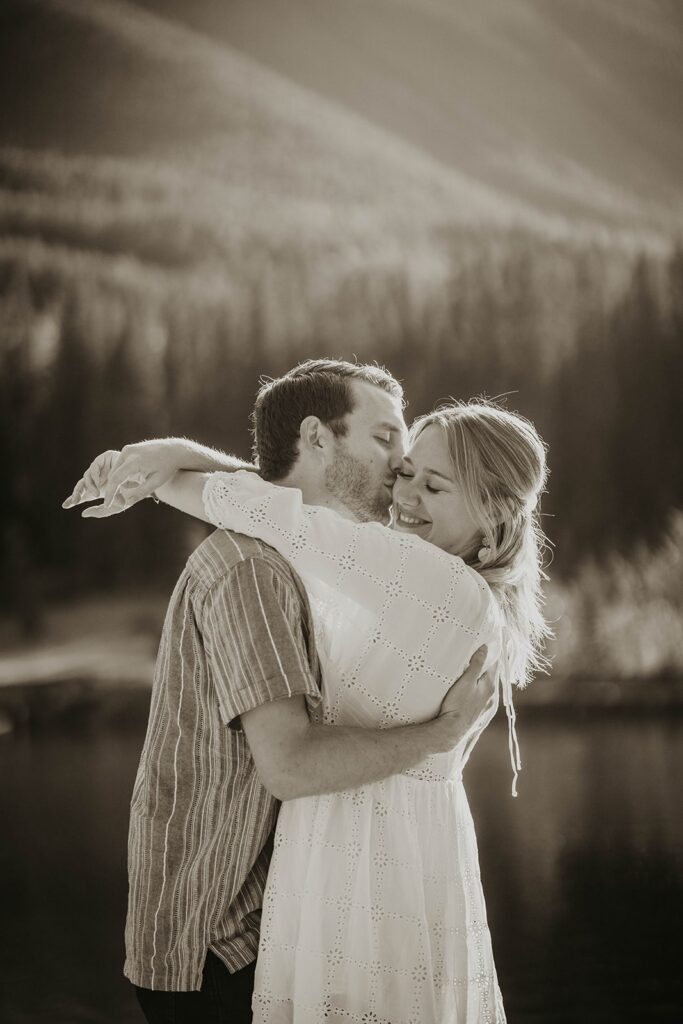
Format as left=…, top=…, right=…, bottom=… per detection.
left=299, top=416, right=333, bottom=458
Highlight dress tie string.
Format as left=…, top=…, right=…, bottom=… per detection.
left=501, top=644, right=522, bottom=798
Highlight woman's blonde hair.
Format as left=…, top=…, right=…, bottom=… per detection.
left=411, top=399, right=552, bottom=689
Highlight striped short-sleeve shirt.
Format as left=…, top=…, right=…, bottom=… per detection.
left=124, top=528, right=321, bottom=992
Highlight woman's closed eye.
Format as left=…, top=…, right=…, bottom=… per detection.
left=397, top=470, right=442, bottom=494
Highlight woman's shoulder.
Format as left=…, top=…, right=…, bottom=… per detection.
left=385, top=531, right=493, bottom=630
left=455, top=559, right=499, bottom=636
left=469, top=572, right=504, bottom=653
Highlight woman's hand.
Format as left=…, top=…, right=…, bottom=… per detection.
left=63, top=440, right=188, bottom=517
left=63, top=438, right=257, bottom=518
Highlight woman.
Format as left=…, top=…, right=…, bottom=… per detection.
left=131, top=400, right=549, bottom=1022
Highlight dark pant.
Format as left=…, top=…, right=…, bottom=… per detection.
left=134, top=952, right=256, bottom=1024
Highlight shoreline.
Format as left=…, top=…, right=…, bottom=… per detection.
left=1, top=674, right=682, bottom=738
left=1, top=594, right=682, bottom=734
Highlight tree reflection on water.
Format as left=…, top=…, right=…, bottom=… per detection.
left=469, top=716, right=683, bottom=1023
left=542, top=845, right=683, bottom=1021
left=1, top=714, right=682, bottom=1023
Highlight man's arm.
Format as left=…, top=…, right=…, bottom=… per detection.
left=62, top=438, right=254, bottom=517
left=241, top=655, right=494, bottom=800
left=204, top=556, right=495, bottom=801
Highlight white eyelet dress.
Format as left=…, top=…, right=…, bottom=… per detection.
left=203, top=473, right=514, bottom=1024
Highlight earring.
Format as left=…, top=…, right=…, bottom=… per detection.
left=477, top=542, right=491, bottom=564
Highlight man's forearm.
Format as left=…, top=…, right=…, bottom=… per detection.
left=160, top=438, right=255, bottom=474
left=274, top=717, right=453, bottom=799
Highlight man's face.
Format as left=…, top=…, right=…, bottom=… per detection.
left=324, top=381, right=408, bottom=523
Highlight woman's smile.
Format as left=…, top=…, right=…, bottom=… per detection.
left=393, top=504, right=432, bottom=530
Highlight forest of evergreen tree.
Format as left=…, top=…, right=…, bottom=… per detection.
left=1, top=227, right=681, bottom=675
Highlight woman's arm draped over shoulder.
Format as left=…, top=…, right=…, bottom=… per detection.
left=202, top=472, right=491, bottom=637
left=153, top=470, right=214, bottom=521
left=66, top=439, right=256, bottom=519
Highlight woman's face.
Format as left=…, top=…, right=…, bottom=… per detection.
left=391, top=425, right=481, bottom=556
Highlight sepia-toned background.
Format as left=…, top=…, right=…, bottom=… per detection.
left=1, top=2, right=682, bottom=1022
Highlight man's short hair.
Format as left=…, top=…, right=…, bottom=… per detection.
left=252, top=358, right=404, bottom=481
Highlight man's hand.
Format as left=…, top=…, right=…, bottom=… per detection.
left=240, top=648, right=499, bottom=800
left=431, top=646, right=497, bottom=752
left=63, top=441, right=182, bottom=518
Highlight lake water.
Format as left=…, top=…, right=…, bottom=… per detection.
left=1, top=713, right=682, bottom=1023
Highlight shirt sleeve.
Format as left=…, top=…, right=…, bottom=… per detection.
left=202, top=556, right=322, bottom=731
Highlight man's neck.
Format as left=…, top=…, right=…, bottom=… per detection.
left=274, top=469, right=361, bottom=523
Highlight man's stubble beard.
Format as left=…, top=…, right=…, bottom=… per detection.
left=324, top=443, right=392, bottom=524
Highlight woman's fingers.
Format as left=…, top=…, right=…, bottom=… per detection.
left=65, top=448, right=163, bottom=518
left=101, top=455, right=151, bottom=507
left=62, top=478, right=88, bottom=508
left=82, top=496, right=127, bottom=518
left=101, top=461, right=132, bottom=508
left=63, top=451, right=120, bottom=507
left=82, top=473, right=161, bottom=518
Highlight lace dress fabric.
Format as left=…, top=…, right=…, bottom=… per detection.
left=203, top=473, right=508, bottom=1023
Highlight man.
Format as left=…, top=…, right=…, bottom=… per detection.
left=65, top=359, right=494, bottom=1023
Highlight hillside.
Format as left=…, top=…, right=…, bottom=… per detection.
left=130, top=0, right=683, bottom=235
left=0, top=0, right=546, bottom=232
left=0, top=0, right=674, bottom=341
left=3, top=0, right=680, bottom=248
left=1, top=0, right=676, bottom=358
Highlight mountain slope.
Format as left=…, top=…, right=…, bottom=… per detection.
left=127, top=0, right=683, bottom=233
left=0, top=0, right=545, bottom=230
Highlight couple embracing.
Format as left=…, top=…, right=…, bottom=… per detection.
left=65, top=358, right=549, bottom=1023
